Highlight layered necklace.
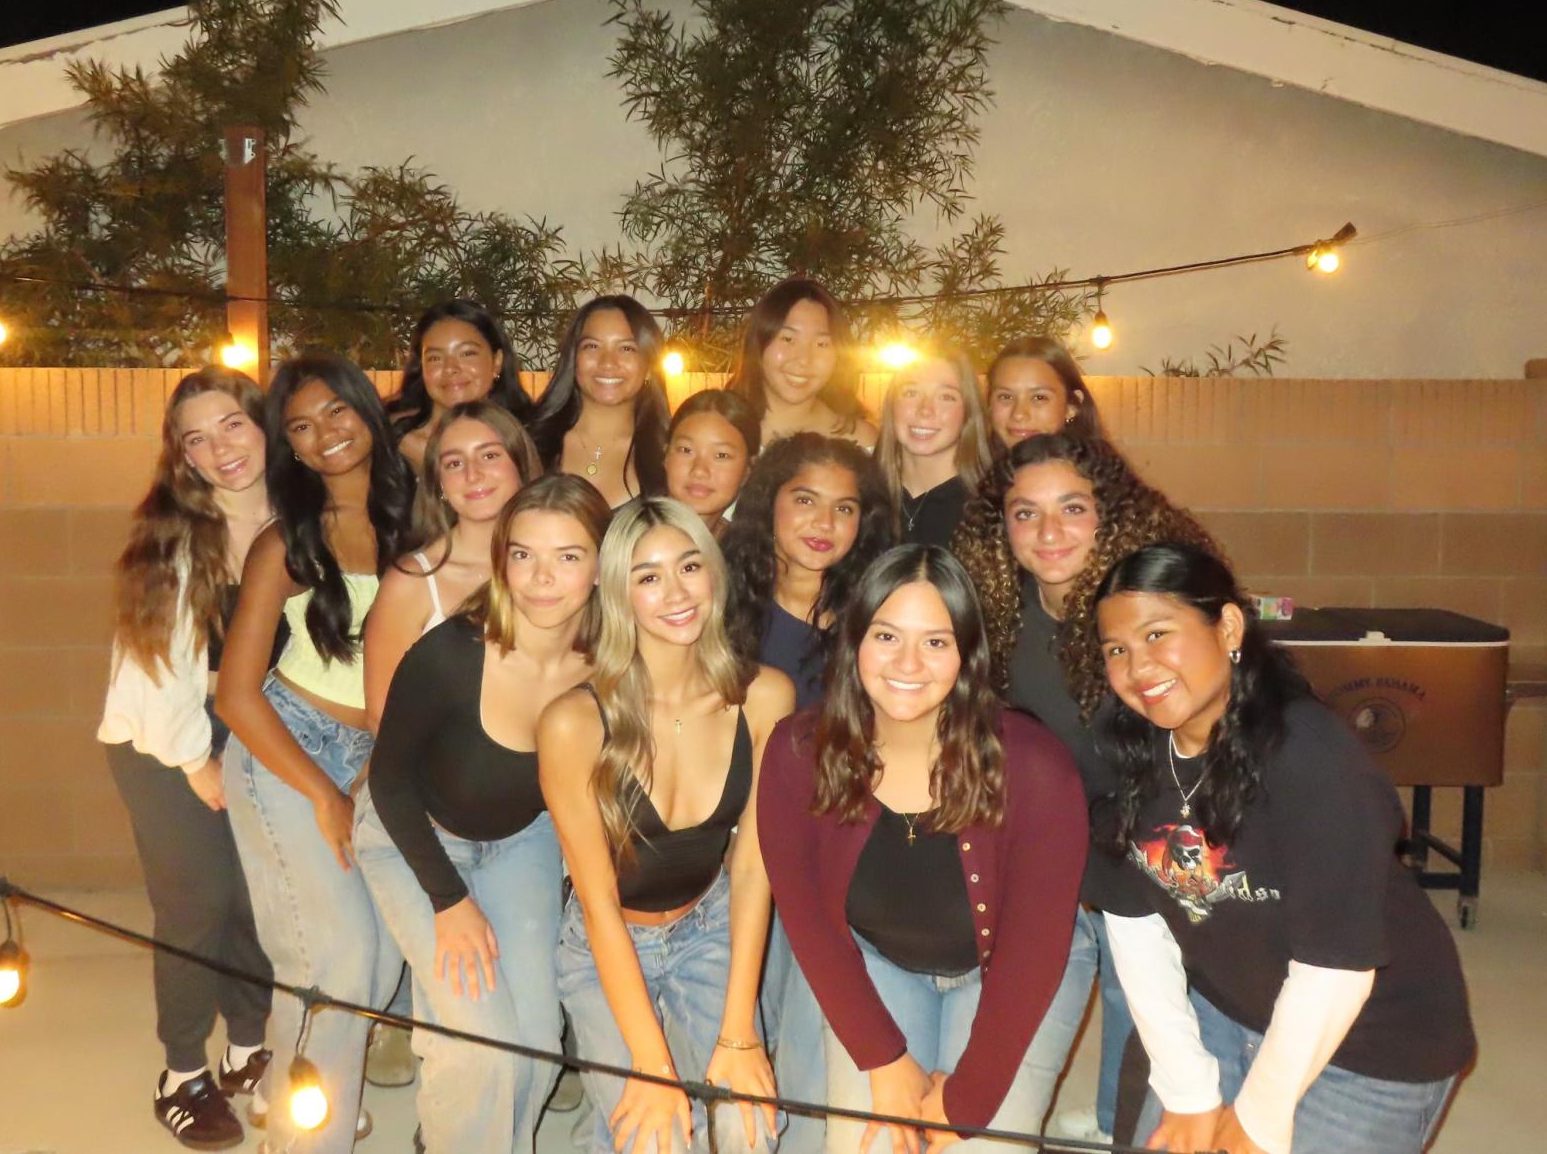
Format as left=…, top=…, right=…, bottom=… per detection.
left=1166, top=732, right=1206, bottom=819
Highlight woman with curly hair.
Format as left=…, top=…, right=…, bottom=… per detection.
left=728, top=277, right=878, bottom=450
left=1094, top=543, right=1472, bottom=1154
left=388, top=299, right=535, bottom=471
left=217, top=351, right=416, bottom=1153
left=984, top=337, right=1103, bottom=451
left=952, top=432, right=1219, bottom=1147
left=528, top=295, right=671, bottom=508
left=759, top=544, right=1088, bottom=1153
left=721, top=432, right=895, bottom=709
left=98, top=367, right=276, bottom=1149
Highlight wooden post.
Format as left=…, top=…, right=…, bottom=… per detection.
left=223, top=125, right=268, bottom=384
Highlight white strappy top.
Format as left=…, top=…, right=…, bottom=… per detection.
left=414, top=551, right=448, bottom=635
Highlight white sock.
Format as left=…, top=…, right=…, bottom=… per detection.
left=160, top=1067, right=208, bottom=1095
left=225, top=1042, right=264, bottom=1070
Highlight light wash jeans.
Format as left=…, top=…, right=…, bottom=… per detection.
left=1059, top=906, right=1135, bottom=1135
left=355, top=791, right=565, bottom=1154
left=556, top=869, right=776, bottom=1154
left=762, top=913, right=827, bottom=1154
left=222, top=675, right=402, bottom=1154
left=823, top=922, right=1091, bottom=1154
left=1134, top=990, right=1457, bottom=1154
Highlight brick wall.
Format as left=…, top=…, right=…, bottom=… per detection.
left=2, top=370, right=1543, bottom=888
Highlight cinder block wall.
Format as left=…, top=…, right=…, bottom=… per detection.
left=2, top=371, right=1543, bottom=890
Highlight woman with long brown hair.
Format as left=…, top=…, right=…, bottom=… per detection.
left=356, top=476, right=610, bottom=1154
left=983, top=337, right=1103, bottom=451
left=759, top=544, right=1088, bottom=1152
left=539, top=498, right=795, bottom=1154
left=98, top=366, right=276, bottom=1149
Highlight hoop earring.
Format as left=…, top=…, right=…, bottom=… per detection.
left=1229, top=648, right=1241, bottom=665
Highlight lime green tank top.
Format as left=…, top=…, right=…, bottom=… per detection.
left=275, top=573, right=380, bottom=709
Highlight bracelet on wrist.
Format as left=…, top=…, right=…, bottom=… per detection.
left=715, top=1036, right=764, bottom=1051
left=632, top=1062, right=675, bottom=1077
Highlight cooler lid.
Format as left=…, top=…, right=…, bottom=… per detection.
left=1263, top=607, right=1509, bottom=646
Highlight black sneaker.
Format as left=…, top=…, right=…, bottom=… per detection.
left=217, top=1047, right=271, bottom=1097
left=154, top=1071, right=244, bottom=1151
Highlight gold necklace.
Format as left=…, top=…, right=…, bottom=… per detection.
left=574, top=429, right=603, bottom=477
left=902, top=811, right=922, bottom=846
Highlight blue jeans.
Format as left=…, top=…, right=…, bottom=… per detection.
left=223, top=676, right=402, bottom=1154
left=1059, top=907, right=1136, bottom=1134
left=556, top=870, right=775, bottom=1154
left=823, top=922, right=1091, bottom=1153
left=355, top=792, right=565, bottom=1154
left=1135, top=990, right=1457, bottom=1154
left=762, top=913, right=827, bottom=1154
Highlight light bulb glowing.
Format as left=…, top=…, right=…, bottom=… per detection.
left=1090, top=310, right=1113, bottom=351
left=288, top=1056, right=330, bottom=1130
left=878, top=342, right=919, bottom=370
left=0, top=940, right=27, bottom=1008
left=1314, top=248, right=1340, bottom=273
left=0, top=320, right=9, bottom=346
left=662, top=350, right=686, bottom=377
left=219, top=337, right=257, bottom=370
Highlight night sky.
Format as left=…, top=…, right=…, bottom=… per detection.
left=3, top=2, right=1544, bottom=84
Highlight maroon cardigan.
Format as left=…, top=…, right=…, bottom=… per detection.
left=758, top=708, right=1088, bottom=1131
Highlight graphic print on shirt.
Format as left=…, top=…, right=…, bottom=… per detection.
left=1129, top=823, right=1280, bottom=924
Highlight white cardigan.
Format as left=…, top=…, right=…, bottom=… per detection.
left=97, top=563, right=213, bottom=774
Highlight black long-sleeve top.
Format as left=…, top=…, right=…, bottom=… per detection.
left=370, top=616, right=546, bottom=911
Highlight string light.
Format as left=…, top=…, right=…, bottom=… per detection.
left=288, top=1002, right=330, bottom=1131
left=0, top=900, right=26, bottom=1008
left=1089, top=279, right=1113, bottom=351
left=662, top=350, right=686, bottom=377
left=877, top=342, right=919, bottom=369
left=0, top=319, right=9, bottom=346
left=218, top=332, right=258, bottom=369
left=1306, top=222, right=1357, bottom=274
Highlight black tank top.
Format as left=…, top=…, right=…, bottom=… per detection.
left=584, top=686, right=753, bottom=913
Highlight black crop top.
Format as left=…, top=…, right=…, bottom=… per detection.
left=584, top=686, right=753, bottom=913
left=371, top=616, right=547, bottom=912
left=846, top=805, right=979, bottom=975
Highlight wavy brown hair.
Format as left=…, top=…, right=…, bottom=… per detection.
left=812, top=545, right=1005, bottom=831
left=952, top=433, right=1222, bottom=716
left=113, top=367, right=265, bottom=681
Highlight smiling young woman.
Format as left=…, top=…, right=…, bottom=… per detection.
left=355, top=476, right=610, bottom=1154
left=215, top=351, right=415, bottom=1153
left=537, top=498, right=795, bottom=1154
left=664, top=388, right=761, bottom=538
left=983, top=337, right=1103, bottom=452
left=873, top=351, right=994, bottom=550
left=1090, top=543, right=1474, bottom=1154
left=758, top=545, right=1088, bottom=1153
left=98, top=367, right=277, bottom=1150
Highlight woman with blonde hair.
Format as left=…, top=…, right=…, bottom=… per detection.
left=98, top=366, right=276, bottom=1149
left=874, top=350, right=993, bottom=549
left=356, top=476, right=610, bottom=1154
left=539, top=498, right=795, bottom=1154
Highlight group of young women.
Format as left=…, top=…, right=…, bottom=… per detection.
left=98, top=277, right=1473, bottom=1154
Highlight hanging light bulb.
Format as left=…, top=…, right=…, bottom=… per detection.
left=0, top=939, right=28, bottom=1008
left=662, top=350, right=686, bottom=378
left=1306, top=222, right=1356, bottom=274
left=218, top=332, right=258, bottom=369
left=1089, top=280, right=1113, bottom=351
left=877, top=342, right=919, bottom=370
left=288, top=1055, right=330, bottom=1130
left=0, top=319, right=10, bottom=347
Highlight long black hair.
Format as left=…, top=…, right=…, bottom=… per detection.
left=386, top=299, right=532, bottom=438
left=1095, top=542, right=1311, bottom=847
left=721, top=432, right=895, bottom=669
left=528, top=295, right=670, bottom=499
left=266, top=351, right=416, bottom=663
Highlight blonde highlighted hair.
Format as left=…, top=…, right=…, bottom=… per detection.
left=874, top=349, right=994, bottom=522
left=590, top=497, right=754, bottom=862
left=460, top=474, right=612, bottom=655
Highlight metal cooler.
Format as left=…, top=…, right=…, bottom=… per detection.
left=1263, top=607, right=1510, bottom=928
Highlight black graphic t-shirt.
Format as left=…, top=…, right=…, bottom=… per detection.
left=1105, top=698, right=1474, bottom=1083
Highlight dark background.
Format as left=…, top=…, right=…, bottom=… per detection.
left=2, top=2, right=1544, bottom=83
